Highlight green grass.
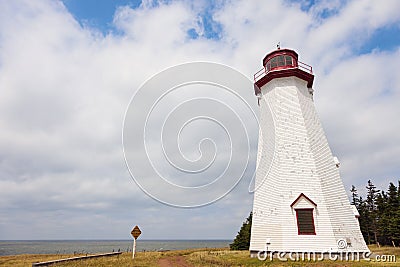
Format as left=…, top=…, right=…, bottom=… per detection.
left=187, top=246, right=400, bottom=267
left=0, top=252, right=161, bottom=267
left=0, top=245, right=399, bottom=267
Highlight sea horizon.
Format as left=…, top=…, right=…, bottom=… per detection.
left=0, top=238, right=230, bottom=241
left=0, top=239, right=231, bottom=256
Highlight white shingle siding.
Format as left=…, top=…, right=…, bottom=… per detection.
left=250, top=77, right=369, bottom=253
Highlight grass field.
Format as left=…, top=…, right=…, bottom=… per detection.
left=0, top=245, right=399, bottom=267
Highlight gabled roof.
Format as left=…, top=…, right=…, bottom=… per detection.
left=290, top=193, right=317, bottom=208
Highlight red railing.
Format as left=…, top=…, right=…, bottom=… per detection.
left=254, top=61, right=313, bottom=82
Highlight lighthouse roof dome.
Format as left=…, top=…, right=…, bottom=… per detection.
left=253, top=47, right=314, bottom=95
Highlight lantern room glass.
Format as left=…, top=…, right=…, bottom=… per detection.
left=266, top=55, right=295, bottom=71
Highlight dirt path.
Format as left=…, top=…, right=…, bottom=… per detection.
left=158, top=255, right=193, bottom=267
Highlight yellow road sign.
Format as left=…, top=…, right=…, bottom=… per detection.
left=131, top=225, right=141, bottom=239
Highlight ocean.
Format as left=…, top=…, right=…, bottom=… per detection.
left=0, top=240, right=231, bottom=256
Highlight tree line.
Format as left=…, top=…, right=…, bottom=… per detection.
left=230, top=179, right=400, bottom=250
left=351, top=180, right=400, bottom=247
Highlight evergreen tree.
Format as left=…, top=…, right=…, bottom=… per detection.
left=351, top=180, right=400, bottom=246
left=350, top=185, right=359, bottom=206
left=366, top=180, right=380, bottom=244
left=230, top=212, right=252, bottom=250
left=376, top=191, right=389, bottom=244
left=386, top=182, right=400, bottom=246
left=387, top=182, right=399, bottom=210
left=357, top=196, right=371, bottom=243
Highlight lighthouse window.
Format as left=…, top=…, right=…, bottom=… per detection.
left=266, top=55, right=295, bottom=71
left=285, top=55, right=293, bottom=66
left=295, top=208, right=316, bottom=235
left=277, top=55, right=285, bottom=66
left=270, top=57, right=278, bottom=68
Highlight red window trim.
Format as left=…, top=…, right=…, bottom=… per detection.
left=295, top=208, right=316, bottom=235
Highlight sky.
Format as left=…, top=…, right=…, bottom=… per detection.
left=0, top=0, right=400, bottom=240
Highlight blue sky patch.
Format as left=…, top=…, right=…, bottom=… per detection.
left=63, top=0, right=223, bottom=39
left=290, top=0, right=316, bottom=12
left=359, top=25, right=400, bottom=54
left=62, top=0, right=141, bottom=33
left=187, top=28, right=199, bottom=39
left=200, top=5, right=223, bottom=40
left=288, top=0, right=342, bottom=19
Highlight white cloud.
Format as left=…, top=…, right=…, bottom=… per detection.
left=0, top=0, right=399, bottom=239
left=317, top=49, right=400, bottom=192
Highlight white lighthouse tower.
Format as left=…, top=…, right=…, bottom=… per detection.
left=250, top=48, right=369, bottom=256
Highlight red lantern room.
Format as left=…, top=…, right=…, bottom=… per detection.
left=253, top=47, right=314, bottom=95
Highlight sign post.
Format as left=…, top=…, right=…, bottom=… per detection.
left=130, top=225, right=141, bottom=259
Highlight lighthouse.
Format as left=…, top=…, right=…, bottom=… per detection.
left=250, top=48, right=369, bottom=256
